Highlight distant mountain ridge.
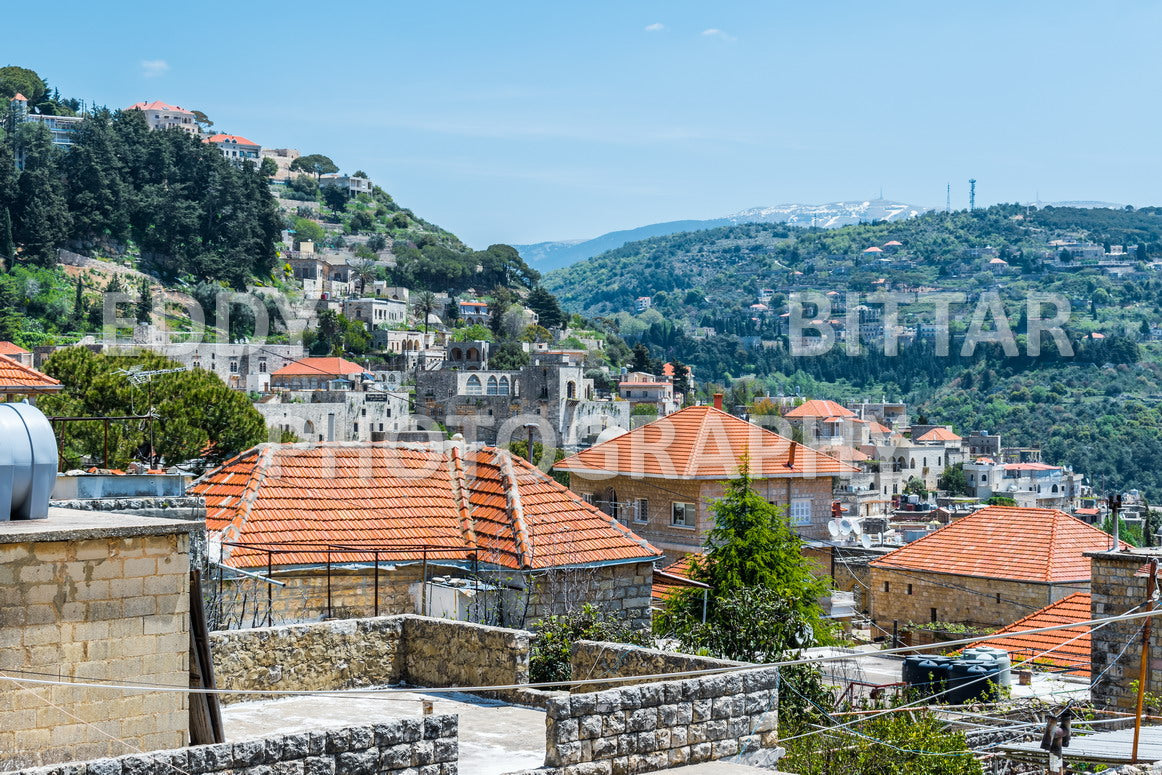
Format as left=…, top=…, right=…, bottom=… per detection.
left=515, top=198, right=929, bottom=272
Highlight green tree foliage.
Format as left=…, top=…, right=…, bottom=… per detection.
left=12, top=124, right=70, bottom=265
left=937, top=463, right=970, bottom=496
left=670, top=360, right=691, bottom=397
left=987, top=495, right=1016, bottom=506
left=304, top=310, right=370, bottom=356
left=136, top=277, right=153, bottom=323
left=321, top=185, right=348, bottom=212
left=450, top=323, right=493, bottom=342
left=903, top=477, right=927, bottom=497
left=526, top=286, right=565, bottom=329
left=0, top=66, right=47, bottom=103
left=258, top=156, right=278, bottom=178
left=488, top=340, right=530, bottom=370
left=289, top=153, right=339, bottom=178
left=293, top=217, right=325, bottom=245
left=529, top=603, right=653, bottom=684
left=38, top=348, right=267, bottom=470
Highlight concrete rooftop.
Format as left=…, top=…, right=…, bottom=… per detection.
left=0, top=507, right=195, bottom=543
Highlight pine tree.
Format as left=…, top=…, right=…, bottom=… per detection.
left=0, top=206, right=12, bottom=260
left=136, top=277, right=153, bottom=324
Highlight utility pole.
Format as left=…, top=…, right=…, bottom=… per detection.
left=1132, top=558, right=1158, bottom=763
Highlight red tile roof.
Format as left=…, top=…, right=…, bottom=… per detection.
left=555, top=405, right=858, bottom=480
left=651, top=554, right=707, bottom=602
left=1005, top=463, right=1060, bottom=472
left=126, top=100, right=190, bottom=113
left=783, top=399, right=856, bottom=420
left=870, top=422, right=892, bottom=434
left=271, top=357, right=365, bottom=378
left=0, top=341, right=29, bottom=356
left=191, top=442, right=660, bottom=571
left=916, top=427, right=962, bottom=442
left=871, top=505, right=1124, bottom=583
left=11, top=93, right=27, bottom=102
left=0, top=355, right=62, bottom=393
left=970, top=592, right=1092, bottom=676
left=206, top=133, right=260, bottom=147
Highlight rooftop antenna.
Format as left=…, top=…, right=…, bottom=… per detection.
left=969, top=179, right=977, bottom=211
left=946, top=183, right=951, bottom=213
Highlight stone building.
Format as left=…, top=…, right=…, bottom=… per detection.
left=555, top=402, right=858, bottom=558
left=868, top=505, right=1121, bottom=630
left=125, top=100, right=199, bottom=134
left=190, top=440, right=661, bottom=630
left=342, top=297, right=408, bottom=329
left=0, top=509, right=194, bottom=768
left=255, top=389, right=409, bottom=442
left=270, top=356, right=367, bottom=391
left=1088, top=547, right=1162, bottom=711
left=0, top=354, right=63, bottom=402
left=963, top=458, right=1085, bottom=511
left=415, top=350, right=629, bottom=448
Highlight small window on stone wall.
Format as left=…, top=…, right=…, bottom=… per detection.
left=930, top=607, right=938, bottom=623
left=671, top=502, right=695, bottom=528
left=906, top=584, right=913, bottom=595
left=633, top=498, right=648, bottom=523
left=883, top=581, right=890, bottom=593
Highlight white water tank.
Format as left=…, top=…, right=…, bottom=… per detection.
left=0, top=403, right=58, bottom=520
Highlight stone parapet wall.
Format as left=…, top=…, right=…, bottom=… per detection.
left=0, top=717, right=458, bottom=775
left=209, top=617, right=404, bottom=702
left=542, top=668, right=780, bottom=774
left=570, top=641, right=743, bottom=694
left=1089, top=551, right=1158, bottom=711
left=209, top=615, right=532, bottom=704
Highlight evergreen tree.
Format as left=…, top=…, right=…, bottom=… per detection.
left=526, top=286, right=566, bottom=329
left=0, top=207, right=12, bottom=260
left=12, top=124, right=70, bottom=265
left=136, top=277, right=153, bottom=324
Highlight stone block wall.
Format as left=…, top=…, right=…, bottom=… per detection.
left=542, top=668, right=780, bottom=773
left=209, top=617, right=404, bottom=703
left=0, top=717, right=458, bottom=775
left=209, top=615, right=532, bottom=704
left=524, top=562, right=653, bottom=632
left=401, top=616, right=530, bottom=693
left=1089, top=550, right=1161, bottom=711
left=570, top=641, right=744, bottom=694
left=0, top=530, right=191, bottom=769
left=868, top=566, right=1088, bottom=630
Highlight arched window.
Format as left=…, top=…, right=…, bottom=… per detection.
left=567, top=381, right=577, bottom=399
left=466, top=375, right=482, bottom=395
left=467, top=348, right=479, bottom=361
left=487, top=376, right=499, bottom=395
left=451, top=348, right=462, bottom=361
left=1052, top=484, right=1059, bottom=493
left=498, top=376, right=510, bottom=396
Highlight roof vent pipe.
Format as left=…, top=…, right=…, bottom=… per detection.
left=0, top=403, right=58, bottom=520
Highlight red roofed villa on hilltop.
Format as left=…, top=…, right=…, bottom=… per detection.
left=125, top=100, right=199, bottom=134
left=205, top=133, right=261, bottom=163
left=554, top=402, right=857, bottom=557
left=869, top=505, right=1125, bottom=630
left=191, top=440, right=661, bottom=629
left=271, top=357, right=366, bottom=391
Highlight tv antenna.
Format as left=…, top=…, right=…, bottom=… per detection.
left=969, top=179, right=977, bottom=211
left=946, top=183, right=951, bottom=213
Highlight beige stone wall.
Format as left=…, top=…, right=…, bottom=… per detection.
left=868, top=566, right=1087, bottom=630
left=568, top=473, right=835, bottom=559
left=525, top=562, right=654, bottom=631
left=0, top=532, right=190, bottom=769
left=1089, top=551, right=1162, bottom=712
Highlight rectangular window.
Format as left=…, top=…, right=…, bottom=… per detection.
left=883, top=581, right=890, bottom=593
left=930, top=607, right=938, bottom=624
left=789, top=498, right=812, bottom=526
left=906, top=584, right=913, bottom=595
left=582, top=493, right=595, bottom=506
left=258, top=360, right=267, bottom=373
left=671, top=502, right=695, bottom=528
left=229, top=360, right=238, bottom=373
left=633, top=498, right=649, bottom=524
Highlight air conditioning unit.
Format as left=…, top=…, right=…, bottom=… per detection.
left=0, top=403, right=58, bottom=520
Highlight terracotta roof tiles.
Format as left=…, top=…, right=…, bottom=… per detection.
left=191, top=442, right=660, bottom=571
left=0, top=341, right=29, bottom=356
left=870, top=505, right=1124, bottom=583
left=554, top=405, right=858, bottom=480
left=271, top=357, right=365, bottom=378
left=0, top=355, right=62, bottom=393
left=916, top=427, right=962, bottom=442
left=970, top=592, right=1092, bottom=676
left=783, top=400, right=856, bottom=420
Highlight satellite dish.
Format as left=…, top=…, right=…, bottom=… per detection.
left=840, top=517, right=862, bottom=535
left=860, top=533, right=874, bottom=549
left=828, top=520, right=841, bottom=538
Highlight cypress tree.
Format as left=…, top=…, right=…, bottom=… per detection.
left=0, top=206, right=12, bottom=259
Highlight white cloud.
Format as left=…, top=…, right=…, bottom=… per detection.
left=140, top=59, right=170, bottom=78
left=645, top=22, right=665, bottom=32
left=701, top=28, right=736, bottom=42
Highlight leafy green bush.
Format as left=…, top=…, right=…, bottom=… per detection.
left=528, top=603, right=653, bottom=684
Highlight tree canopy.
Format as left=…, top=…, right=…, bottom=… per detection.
left=290, top=153, right=339, bottom=178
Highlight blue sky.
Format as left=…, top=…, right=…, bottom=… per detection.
left=6, top=1, right=1162, bottom=246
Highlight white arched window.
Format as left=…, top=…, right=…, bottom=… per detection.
left=466, top=375, right=482, bottom=395
left=498, top=376, right=510, bottom=396
left=487, top=376, right=499, bottom=395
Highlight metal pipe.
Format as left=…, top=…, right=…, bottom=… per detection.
left=421, top=546, right=429, bottom=616
left=207, top=560, right=286, bottom=587
left=266, top=552, right=273, bottom=627
left=326, top=547, right=333, bottom=619
left=373, top=551, right=380, bottom=618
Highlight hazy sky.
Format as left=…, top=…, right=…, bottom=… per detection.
left=6, top=0, right=1161, bottom=246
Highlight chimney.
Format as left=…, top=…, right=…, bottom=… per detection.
left=713, top=392, right=724, bottom=411
left=786, top=439, right=797, bottom=469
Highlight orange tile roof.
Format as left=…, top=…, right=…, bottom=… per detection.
left=126, top=100, right=190, bottom=112
left=871, top=505, right=1125, bottom=583
left=783, top=399, right=856, bottom=420
left=916, top=427, right=962, bottom=442
left=555, top=405, right=858, bottom=480
left=870, top=422, right=892, bottom=434
left=0, top=354, right=62, bottom=393
left=271, top=357, right=365, bottom=378
left=0, top=341, right=29, bottom=355
left=11, top=93, right=27, bottom=102
left=191, top=442, right=660, bottom=571
left=970, top=592, right=1092, bottom=676
left=817, top=444, right=870, bottom=462
left=651, top=554, right=706, bottom=601
left=206, top=133, right=259, bottom=147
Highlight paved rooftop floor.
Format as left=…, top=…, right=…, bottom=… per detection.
left=221, top=689, right=546, bottom=775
